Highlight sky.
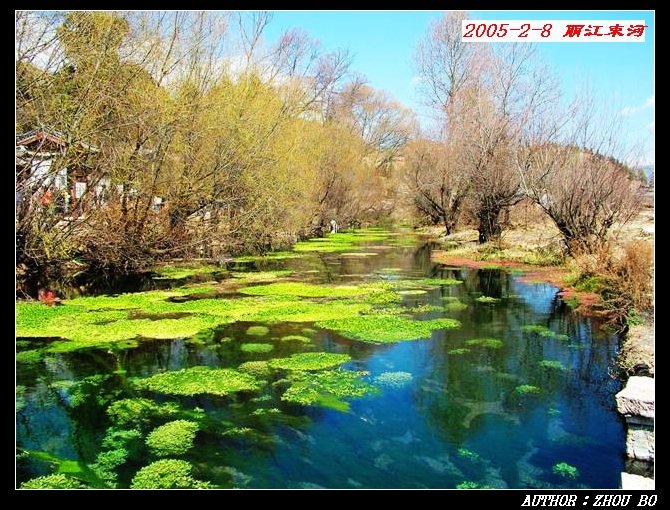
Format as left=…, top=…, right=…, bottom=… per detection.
left=263, top=10, right=655, bottom=166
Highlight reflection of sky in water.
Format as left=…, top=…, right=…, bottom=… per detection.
left=16, top=236, right=625, bottom=488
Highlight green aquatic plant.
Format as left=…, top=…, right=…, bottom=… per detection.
left=153, top=264, right=224, bottom=280
left=448, top=348, right=471, bottom=355
left=457, top=448, right=481, bottom=461
left=281, top=370, right=377, bottom=411
left=231, top=270, right=293, bottom=282
left=16, top=349, right=42, bottom=364
left=315, top=315, right=460, bottom=343
left=91, top=448, right=129, bottom=484
left=107, top=398, right=181, bottom=426
left=16, top=385, right=26, bottom=412
left=413, top=278, right=463, bottom=286
left=444, top=300, right=468, bottom=312
left=101, top=428, right=143, bottom=451
left=234, top=251, right=301, bottom=262
left=475, top=296, right=500, bottom=303
left=548, top=407, right=561, bottom=416
left=539, top=360, right=567, bottom=371
left=238, top=361, right=271, bottom=378
left=405, top=304, right=443, bottom=315
left=374, top=371, right=413, bottom=388
left=302, top=328, right=317, bottom=335
left=130, top=459, right=212, bottom=489
left=20, top=474, right=87, bottom=489
left=280, top=335, right=312, bottom=343
left=133, top=366, right=262, bottom=396
left=145, top=420, right=199, bottom=457
left=552, top=462, right=579, bottom=480
left=246, top=325, right=270, bottom=337
left=398, top=289, right=427, bottom=296
left=239, top=282, right=368, bottom=298
left=268, top=352, right=351, bottom=371
left=514, top=385, right=541, bottom=396
left=240, top=343, right=274, bottom=353
left=465, top=338, right=504, bottom=349
left=456, top=481, right=481, bottom=489
left=521, top=325, right=569, bottom=341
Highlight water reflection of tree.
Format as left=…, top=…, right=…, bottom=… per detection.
left=414, top=269, right=622, bottom=454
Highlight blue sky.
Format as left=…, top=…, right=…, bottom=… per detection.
left=264, top=10, right=655, bottom=166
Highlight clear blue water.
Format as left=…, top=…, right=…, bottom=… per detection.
left=16, top=234, right=625, bottom=488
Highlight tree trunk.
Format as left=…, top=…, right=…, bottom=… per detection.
left=477, top=206, right=502, bottom=243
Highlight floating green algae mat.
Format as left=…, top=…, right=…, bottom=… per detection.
left=133, top=366, right=262, bottom=396
left=522, top=325, right=570, bottom=341
left=280, top=335, right=312, bottom=343
left=374, top=371, right=413, bottom=388
left=552, top=462, right=579, bottom=480
left=233, top=251, right=301, bottom=262
left=152, top=265, right=224, bottom=280
left=292, top=231, right=390, bottom=253
left=145, top=420, right=199, bottom=457
left=20, top=474, right=88, bottom=489
left=16, top=349, right=42, bottom=364
left=448, top=348, right=471, bottom=355
left=539, top=360, right=567, bottom=371
left=315, top=315, right=460, bottom=343
left=444, top=301, right=468, bottom=312
left=107, top=398, right=182, bottom=426
left=240, top=343, right=274, bottom=353
left=268, top=352, right=351, bottom=371
left=239, top=282, right=368, bottom=298
left=246, top=325, right=270, bottom=337
left=238, top=361, right=271, bottom=378
left=231, top=270, right=293, bottom=282
left=514, top=384, right=541, bottom=395
left=412, top=278, right=463, bottom=286
left=281, top=370, right=377, bottom=411
left=130, top=459, right=212, bottom=489
left=465, top=338, right=504, bottom=349
left=475, top=296, right=501, bottom=303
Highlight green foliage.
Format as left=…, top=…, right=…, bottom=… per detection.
left=145, top=420, right=199, bottom=456
left=101, top=428, right=143, bottom=450
left=246, top=325, right=270, bottom=337
left=232, top=270, right=294, bottom=282
left=475, top=296, right=500, bottom=303
left=448, top=348, right=471, bottom=355
left=539, top=360, right=567, bottom=371
left=240, top=343, right=274, bottom=353
left=268, top=352, right=351, bottom=371
left=281, top=370, right=377, bottom=411
left=91, top=448, right=129, bottom=484
left=130, top=459, right=212, bottom=489
left=374, top=371, right=413, bottom=388
left=133, top=366, right=263, bottom=396
left=280, top=335, right=312, bottom=343
left=107, top=398, right=180, bottom=426
left=552, top=462, right=579, bottom=480
left=315, top=315, right=460, bottom=343
left=20, top=473, right=87, bottom=489
left=465, top=338, right=504, bottom=349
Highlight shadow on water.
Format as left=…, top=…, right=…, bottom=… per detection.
left=16, top=232, right=625, bottom=489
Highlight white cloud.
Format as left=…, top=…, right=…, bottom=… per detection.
left=621, top=95, right=655, bottom=116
